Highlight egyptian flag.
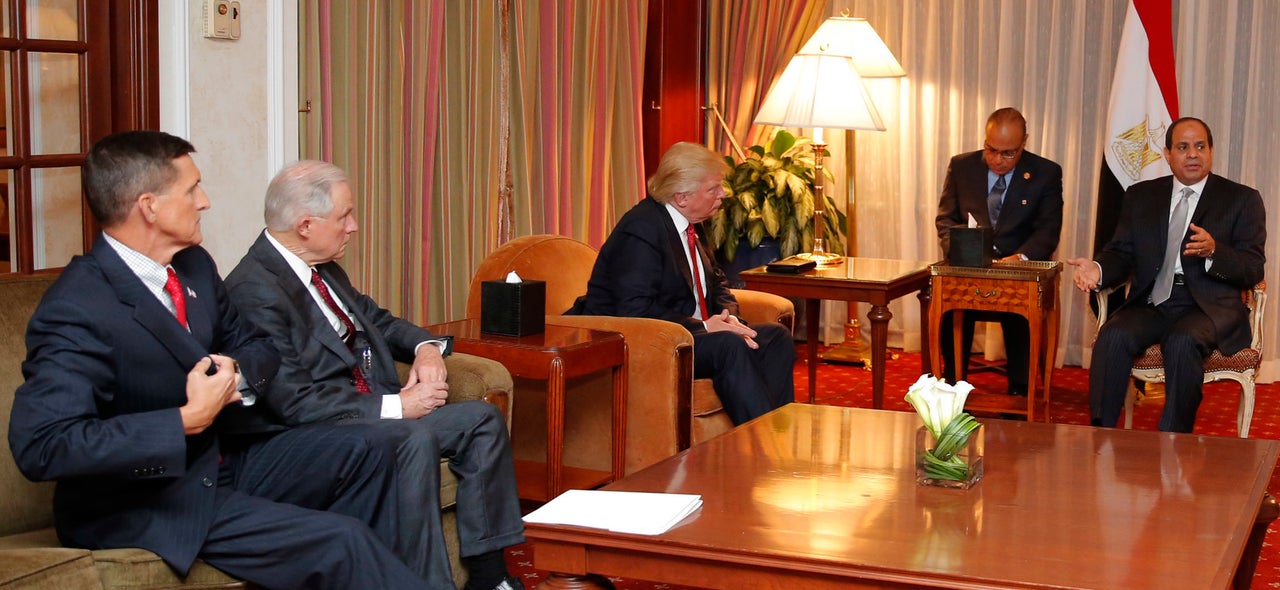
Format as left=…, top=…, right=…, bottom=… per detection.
left=1094, top=0, right=1178, bottom=256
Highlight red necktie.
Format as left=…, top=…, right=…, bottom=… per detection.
left=685, top=225, right=709, bottom=321
left=310, top=269, right=372, bottom=394
left=164, top=267, right=188, bottom=329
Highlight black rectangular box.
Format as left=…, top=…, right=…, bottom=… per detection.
left=480, top=279, right=546, bottom=336
left=948, top=227, right=993, bottom=267
left=766, top=256, right=817, bottom=274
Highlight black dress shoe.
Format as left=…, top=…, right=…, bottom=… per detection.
left=1007, top=387, right=1027, bottom=397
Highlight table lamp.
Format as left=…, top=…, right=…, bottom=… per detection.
left=753, top=49, right=883, bottom=267
left=757, top=14, right=905, bottom=364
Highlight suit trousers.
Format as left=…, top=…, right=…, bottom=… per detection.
left=370, top=401, right=526, bottom=588
left=214, top=423, right=427, bottom=589
left=1090, top=284, right=1217, bottom=432
left=694, top=322, right=796, bottom=424
left=939, top=311, right=1031, bottom=392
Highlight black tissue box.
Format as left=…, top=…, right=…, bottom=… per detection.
left=948, top=227, right=993, bottom=267
left=481, top=279, right=546, bottom=336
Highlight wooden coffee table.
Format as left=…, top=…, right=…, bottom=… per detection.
left=429, top=319, right=627, bottom=502
left=526, top=404, right=1279, bottom=589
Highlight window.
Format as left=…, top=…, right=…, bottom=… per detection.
left=0, top=0, right=155, bottom=273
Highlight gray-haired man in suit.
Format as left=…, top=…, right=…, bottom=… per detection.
left=225, top=160, right=525, bottom=590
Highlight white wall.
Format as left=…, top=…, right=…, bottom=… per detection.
left=158, top=0, right=298, bottom=271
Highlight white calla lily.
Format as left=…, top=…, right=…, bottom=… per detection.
left=905, top=375, right=976, bottom=438
left=907, top=374, right=983, bottom=484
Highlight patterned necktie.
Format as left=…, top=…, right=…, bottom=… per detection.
left=685, top=225, right=709, bottom=321
left=987, top=173, right=1007, bottom=227
left=1151, top=187, right=1195, bottom=306
left=164, top=267, right=188, bottom=329
left=310, top=269, right=372, bottom=393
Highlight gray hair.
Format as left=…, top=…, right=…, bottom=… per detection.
left=264, top=160, right=349, bottom=231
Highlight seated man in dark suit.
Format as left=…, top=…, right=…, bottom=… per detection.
left=8, top=131, right=427, bottom=588
left=1068, top=117, right=1266, bottom=432
left=224, top=160, right=525, bottom=590
left=934, top=107, right=1064, bottom=396
left=567, top=141, right=795, bottom=424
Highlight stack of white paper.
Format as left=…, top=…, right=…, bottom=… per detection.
left=522, top=489, right=703, bottom=536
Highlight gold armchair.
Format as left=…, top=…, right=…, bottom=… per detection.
left=1093, top=281, right=1266, bottom=437
left=466, top=234, right=794, bottom=474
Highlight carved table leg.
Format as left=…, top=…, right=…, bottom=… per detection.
left=918, top=284, right=932, bottom=376
left=868, top=304, right=892, bottom=409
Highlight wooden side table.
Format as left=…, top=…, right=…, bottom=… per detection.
left=428, top=319, right=627, bottom=502
left=740, top=257, right=933, bottom=407
left=928, top=261, right=1061, bottom=421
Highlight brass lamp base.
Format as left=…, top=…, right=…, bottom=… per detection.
left=819, top=319, right=869, bottom=368
left=796, top=250, right=844, bottom=267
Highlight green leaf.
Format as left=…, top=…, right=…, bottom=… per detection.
left=779, top=225, right=801, bottom=257
left=770, top=129, right=796, bottom=156
left=795, top=192, right=814, bottom=224
left=729, top=203, right=746, bottom=229
left=799, top=224, right=813, bottom=254
left=768, top=169, right=791, bottom=199
left=784, top=174, right=809, bottom=205
left=761, top=198, right=781, bottom=236
left=746, top=222, right=765, bottom=247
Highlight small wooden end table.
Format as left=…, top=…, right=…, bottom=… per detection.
left=428, top=319, right=627, bottom=502
left=929, top=260, right=1061, bottom=421
left=741, top=257, right=934, bottom=407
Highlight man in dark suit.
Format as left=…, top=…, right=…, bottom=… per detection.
left=1068, top=117, right=1266, bottom=432
left=7, top=131, right=427, bottom=588
left=223, top=160, right=525, bottom=590
left=567, top=142, right=795, bottom=424
left=934, top=107, right=1064, bottom=396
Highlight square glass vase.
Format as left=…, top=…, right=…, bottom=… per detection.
left=915, top=424, right=984, bottom=489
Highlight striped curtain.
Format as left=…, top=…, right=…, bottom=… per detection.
left=705, top=0, right=829, bottom=154
left=507, top=1, right=648, bottom=248
left=300, top=1, right=647, bottom=324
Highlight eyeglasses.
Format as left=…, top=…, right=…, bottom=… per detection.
left=983, top=144, right=1022, bottom=160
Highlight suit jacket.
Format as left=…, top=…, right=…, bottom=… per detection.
left=935, top=149, right=1064, bottom=260
left=7, top=238, right=279, bottom=572
left=1096, top=173, right=1266, bottom=355
left=223, top=232, right=449, bottom=427
left=568, top=196, right=737, bottom=334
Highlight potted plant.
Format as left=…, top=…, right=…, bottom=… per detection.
left=707, top=129, right=847, bottom=272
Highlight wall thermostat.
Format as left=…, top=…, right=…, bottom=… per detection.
left=203, top=0, right=241, bottom=40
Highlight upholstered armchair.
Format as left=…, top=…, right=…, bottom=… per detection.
left=466, top=234, right=794, bottom=474
left=1093, top=281, right=1266, bottom=437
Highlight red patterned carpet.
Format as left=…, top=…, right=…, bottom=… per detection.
left=507, top=348, right=1280, bottom=589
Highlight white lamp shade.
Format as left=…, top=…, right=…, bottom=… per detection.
left=753, top=53, right=885, bottom=132
left=799, top=17, right=905, bottom=78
